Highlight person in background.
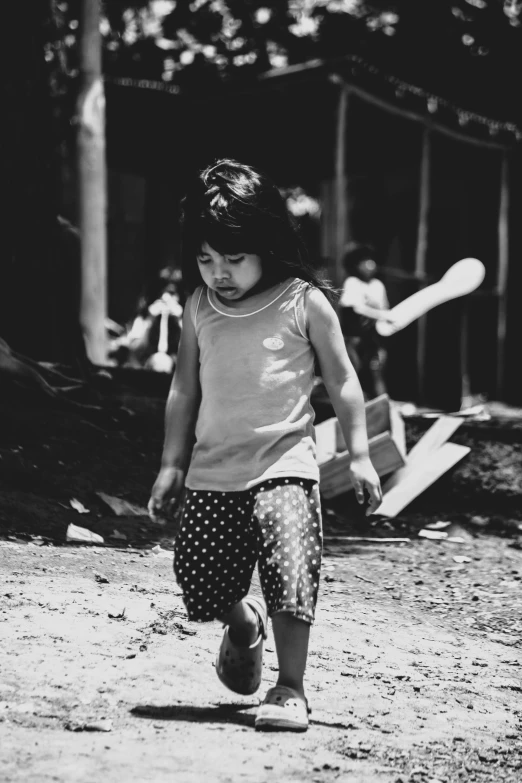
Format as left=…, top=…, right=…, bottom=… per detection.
left=145, top=269, right=184, bottom=373
left=339, top=243, right=395, bottom=399
left=148, top=159, right=382, bottom=732
left=109, top=268, right=184, bottom=372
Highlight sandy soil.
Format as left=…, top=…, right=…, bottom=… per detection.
left=1, top=390, right=522, bottom=782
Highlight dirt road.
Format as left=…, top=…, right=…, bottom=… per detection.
left=1, top=531, right=522, bottom=783
left=1, top=395, right=521, bottom=781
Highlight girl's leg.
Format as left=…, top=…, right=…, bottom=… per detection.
left=219, top=599, right=259, bottom=646
left=254, top=479, right=322, bottom=700
left=173, top=489, right=258, bottom=626
left=271, top=612, right=310, bottom=699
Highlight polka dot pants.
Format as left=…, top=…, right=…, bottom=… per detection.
left=174, top=478, right=322, bottom=625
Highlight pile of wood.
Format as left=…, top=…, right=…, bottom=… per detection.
left=316, top=394, right=470, bottom=517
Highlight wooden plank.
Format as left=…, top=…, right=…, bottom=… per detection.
left=459, top=300, right=471, bottom=408
left=334, top=83, right=349, bottom=287
left=373, top=442, right=470, bottom=518
left=382, top=415, right=464, bottom=494
left=315, top=417, right=337, bottom=466
left=390, top=401, right=406, bottom=458
left=415, top=128, right=431, bottom=405
left=365, top=393, right=392, bottom=440
left=320, top=431, right=405, bottom=499
left=407, top=415, right=464, bottom=460
left=324, top=536, right=411, bottom=544
left=496, top=150, right=509, bottom=399
left=336, top=393, right=391, bottom=452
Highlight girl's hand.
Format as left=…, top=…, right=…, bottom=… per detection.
left=148, top=466, right=185, bottom=520
left=348, top=457, right=383, bottom=516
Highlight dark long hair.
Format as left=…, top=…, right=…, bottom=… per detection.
left=180, top=159, right=337, bottom=303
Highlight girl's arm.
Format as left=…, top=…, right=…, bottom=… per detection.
left=307, top=288, right=382, bottom=515
left=148, top=296, right=201, bottom=517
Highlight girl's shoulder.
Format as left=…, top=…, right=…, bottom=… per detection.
left=188, top=286, right=207, bottom=327
left=297, top=282, right=337, bottom=337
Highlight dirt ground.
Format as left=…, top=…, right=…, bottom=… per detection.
left=1, top=382, right=522, bottom=783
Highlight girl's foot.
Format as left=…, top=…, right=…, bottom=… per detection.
left=255, top=685, right=310, bottom=732
left=215, top=595, right=267, bottom=695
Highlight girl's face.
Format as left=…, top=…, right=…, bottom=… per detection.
left=197, top=242, right=263, bottom=302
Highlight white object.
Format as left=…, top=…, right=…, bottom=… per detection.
left=97, top=492, right=147, bottom=517
left=69, top=498, right=90, bottom=514
left=151, top=544, right=172, bottom=558
left=390, top=401, right=406, bottom=458
left=146, top=308, right=174, bottom=373
left=66, top=523, right=104, bottom=545
left=373, top=442, right=470, bottom=518
left=376, top=258, right=485, bottom=336
left=110, top=530, right=127, bottom=540
left=315, top=417, right=337, bottom=465
left=381, top=416, right=464, bottom=495
left=146, top=294, right=180, bottom=373
left=418, top=529, right=449, bottom=540
left=147, top=351, right=174, bottom=373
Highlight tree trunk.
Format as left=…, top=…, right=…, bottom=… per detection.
left=77, top=0, right=108, bottom=365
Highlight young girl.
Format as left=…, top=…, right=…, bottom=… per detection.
left=148, top=160, right=382, bottom=732
left=339, top=243, right=395, bottom=399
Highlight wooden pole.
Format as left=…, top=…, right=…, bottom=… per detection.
left=334, top=82, right=350, bottom=290
left=459, top=300, right=471, bottom=407
left=496, top=150, right=510, bottom=399
left=77, top=0, right=107, bottom=364
left=261, top=60, right=511, bottom=152
left=414, top=128, right=431, bottom=403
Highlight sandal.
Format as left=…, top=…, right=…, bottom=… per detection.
left=255, top=685, right=310, bottom=732
left=215, top=595, right=268, bottom=696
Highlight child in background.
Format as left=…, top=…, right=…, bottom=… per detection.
left=340, top=243, right=395, bottom=399
left=148, top=160, right=382, bottom=732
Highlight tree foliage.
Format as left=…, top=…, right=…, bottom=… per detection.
left=47, top=1, right=522, bottom=124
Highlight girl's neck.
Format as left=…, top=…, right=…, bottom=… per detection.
left=215, top=274, right=281, bottom=306
left=236, top=276, right=274, bottom=301
left=213, top=275, right=292, bottom=310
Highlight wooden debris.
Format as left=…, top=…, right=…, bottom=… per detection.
left=96, top=492, right=148, bottom=517
left=390, top=401, right=407, bottom=458
left=381, top=415, right=465, bottom=496
left=320, top=431, right=405, bottom=499
left=336, top=393, right=391, bottom=452
left=318, top=398, right=470, bottom=513
left=419, top=529, right=449, bottom=540
left=324, top=536, right=411, bottom=544
left=364, top=393, right=393, bottom=440
left=315, top=417, right=337, bottom=466
left=69, top=498, right=90, bottom=514
left=66, top=523, right=104, bottom=544
left=373, top=442, right=470, bottom=518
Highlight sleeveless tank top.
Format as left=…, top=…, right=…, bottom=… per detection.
left=185, top=277, right=319, bottom=491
